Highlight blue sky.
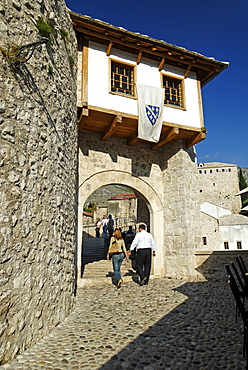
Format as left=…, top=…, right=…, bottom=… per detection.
left=65, top=0, right=248, bottom=168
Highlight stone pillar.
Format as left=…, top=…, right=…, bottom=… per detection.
left=0, top=1, right=77, bottom=364
left=162, top=141, right=201, bottom=277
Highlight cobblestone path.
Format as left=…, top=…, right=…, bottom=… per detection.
left=1, top=278, right=246, bottom=369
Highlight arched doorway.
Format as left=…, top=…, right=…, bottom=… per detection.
left=77, top=170, right=164, bottom=282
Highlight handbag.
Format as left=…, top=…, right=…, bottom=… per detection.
left=129, top=248, right=136, bottom=260
left=108, top=239, right=122, bottom=255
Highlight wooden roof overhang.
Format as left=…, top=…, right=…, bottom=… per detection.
left=70, top=11, right=228, bottom=150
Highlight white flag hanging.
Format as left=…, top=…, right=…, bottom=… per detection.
left=136, top=84, right=164, bottom=143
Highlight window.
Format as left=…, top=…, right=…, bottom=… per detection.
left=199, top=170, right=202, bottom=174
left=162, top=75, right=184, bottom=108
left=111, top=61, right=134, bottom=96
left=237, top=241, right=242, bottom=249
left=224, top=242, right=229, bottom=249
left=200, top=189, right=202, bottom=193
left=202, top=237, right=207, bottom=245
left=210, top=170, right=212, bottom=173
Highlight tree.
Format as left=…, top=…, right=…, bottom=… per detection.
left=239, top=169, right=248, bottom=207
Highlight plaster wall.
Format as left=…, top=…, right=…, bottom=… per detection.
left=87, top=42, right=202, bottom=128
left=219, top=225, right=248, bottom=250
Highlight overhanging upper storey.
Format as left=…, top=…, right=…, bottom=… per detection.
left=69, top=11, right=228, bottom=150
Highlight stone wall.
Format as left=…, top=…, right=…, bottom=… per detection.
left=199, top=212, right=220, bottom=250
left=0, top=0, right=77, bottom=364
left=162, top=142, right=201, bottom=276
left=198, top=163, right=241, bottom=213
left=195, top=250, right=248, bottom=280
left=78, top=132, right=201, bottom=278
left=241, top=168, right=248, bottom=184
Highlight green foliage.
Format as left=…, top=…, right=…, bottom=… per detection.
left=47, top=64, right=54, bottom=76
left=60, top=28, right=68, bottom=43
left=68, top=55, right=74, bottom=70
left=36, top=17, right=53, bottom=42
left=0, top=43, right=22, bottom=63
left=83, top=207, right=93, bottom=213
left=239, top=168, right=248, bottom=206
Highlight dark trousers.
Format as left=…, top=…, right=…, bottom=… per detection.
left=136, top=248, right=152, bottom=282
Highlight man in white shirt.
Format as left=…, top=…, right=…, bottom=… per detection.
left=128, top=224, right=156, bottom=286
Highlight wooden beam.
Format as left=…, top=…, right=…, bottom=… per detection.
left=106, top=40, right=113, bottom=56
left=81, top=36, right=89, bottom=110
left=151, top=127, right=179, bottom=150
left=127, top=131, right=139, bottom=146
left=73, top=26, right=217, bottom=73
left=158, top=57, right=165, bottom=71
left=136, top=50, right=142, bottom=65
left=78, top=115, right=88, bottom=132
left=184, top=64, right=192, bottom=79
left=101, top=115, right=122, bottom=141
left=201, top=70, right=217, bottom=86
left=185, top=132, right=206, bottom=148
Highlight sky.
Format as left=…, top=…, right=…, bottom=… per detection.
left=65, top=0, right=248, bottom=168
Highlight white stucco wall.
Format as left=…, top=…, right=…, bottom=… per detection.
left=87, top=41, right=202, bottom=129
left=219, top=225, right=248, bottom=250
left=200, top=202, right=231, bottom=219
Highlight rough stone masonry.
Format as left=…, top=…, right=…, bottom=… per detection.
left=0, top=0, right=77, bottom=364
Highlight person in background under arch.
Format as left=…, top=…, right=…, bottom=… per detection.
left=107, top=228, right=128, bottom=288
left=128, top=224, right=156, bottom=286
left=101, top=215, right=108, bottom=238
left=108, top=214, right=114, bottom=237
left=95, top=218, right=101, bottom=238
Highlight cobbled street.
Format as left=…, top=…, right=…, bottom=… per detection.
left=1, top=278, right=246, bottom=369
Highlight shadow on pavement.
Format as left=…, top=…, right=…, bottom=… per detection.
left=100, top=279, right=245, bottom=369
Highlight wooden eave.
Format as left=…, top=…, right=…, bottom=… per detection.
left=70, top=11, right=228, bottom=86
left=78, top=106, right=206, bottom=149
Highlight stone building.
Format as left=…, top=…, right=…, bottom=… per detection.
left=198, top=163, right=248, bottom=250
left=198, top=162, right=241, bottom=213
left=107, top=193, right=137, bottom=230
left=72, top=11, right=228, bottom=282
left=0, top=2, right=228, bottom=365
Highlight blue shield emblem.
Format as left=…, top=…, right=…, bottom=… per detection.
left=145, top=105, right=160, bottom=126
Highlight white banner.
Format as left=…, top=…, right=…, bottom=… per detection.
left=136, top=84, right=164, bottom=143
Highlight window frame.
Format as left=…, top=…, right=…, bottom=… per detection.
left=109, top=59, right=136, bottom=99
left=161, top=73, right=185, bottom=110
left=224, top=241, right=229, bottom=249
left=237, top=241, right=242, bottom=249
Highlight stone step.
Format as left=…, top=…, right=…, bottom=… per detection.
left=79, top=259, right=139, bottom=287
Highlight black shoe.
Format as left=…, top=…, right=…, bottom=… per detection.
left=140, top=277, right=147, bottom=286
left=117, top=279, right=123, bottom=288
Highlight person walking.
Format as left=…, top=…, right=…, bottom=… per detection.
left=101, top=215, right=108, bottom=238
left=107, top=229, right=128, bottom=288
left=107, top=214, right=114, bottom=237
left=95, top=218, right=101, bottom=238
left=128, top=224, right=156, bottom=286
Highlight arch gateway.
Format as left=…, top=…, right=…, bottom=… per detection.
left=71, top=11, right=228, bottom=281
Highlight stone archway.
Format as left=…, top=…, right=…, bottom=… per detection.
left=77, top=170, right=164, bottom=281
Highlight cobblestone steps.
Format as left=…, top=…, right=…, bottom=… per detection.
left=79, top=259, right=139, bottom=287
